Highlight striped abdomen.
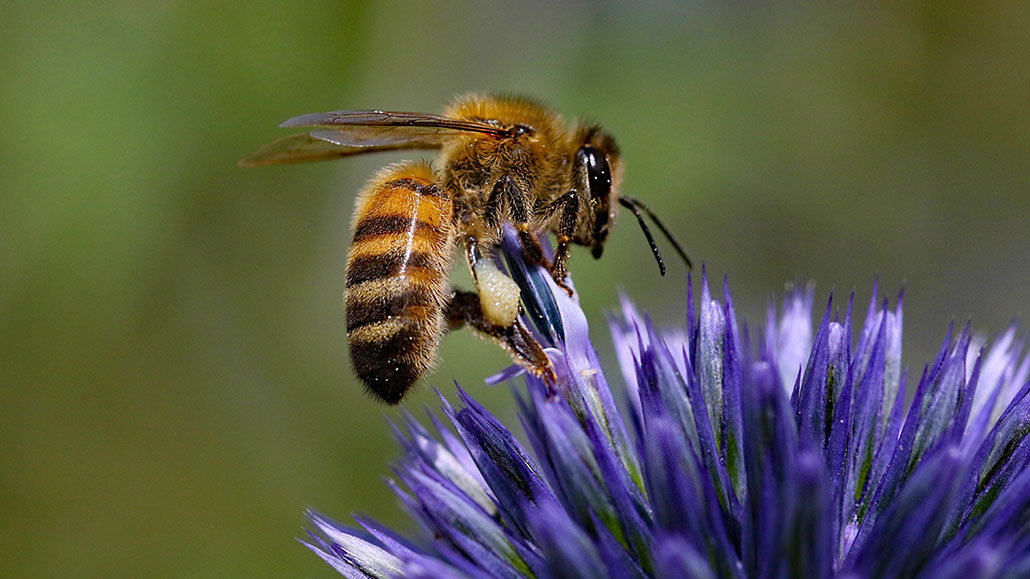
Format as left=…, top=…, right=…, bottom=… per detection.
left=345, top=163, right=454, bottom=404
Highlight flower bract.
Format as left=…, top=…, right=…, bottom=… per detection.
left=305, top=231, right=1030, bottom=578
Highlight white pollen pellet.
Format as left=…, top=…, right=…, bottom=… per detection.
left=474, top=259, right=521, bottom=327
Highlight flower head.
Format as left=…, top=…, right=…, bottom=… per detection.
left=305, top=230, right=1030, bottom=578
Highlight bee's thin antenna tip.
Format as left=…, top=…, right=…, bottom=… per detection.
left=620, top=195, right=693, bottom=273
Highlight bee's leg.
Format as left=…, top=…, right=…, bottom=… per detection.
left=483, top=176, right=521, bottom=229
left=464, top=235, right=520, bottom=328
left=457, top=236, right=556, bottom=383
left=484, top=176, right=548, bottom=268
left=516, top=229, right=547, bottom=267
left=446, top=289, right=556, bottom=384
left=545, top=191, right=579, bottom=296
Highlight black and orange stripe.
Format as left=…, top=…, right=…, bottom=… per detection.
left=344, top=162, right=454, bottom=403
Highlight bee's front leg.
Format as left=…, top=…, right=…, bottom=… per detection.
left=544, top=191, right=579, bottom=297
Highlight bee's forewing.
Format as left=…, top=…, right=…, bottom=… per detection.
left=240, top=110, right=506, bottom=167
left=238, top=132, right=441, bottom=167
left=279, top=110, right=507, bottom=136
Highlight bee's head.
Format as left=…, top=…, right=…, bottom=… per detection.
left=572, top=125, right=692, bottom=275
left=573, top=125, right=622, bottom=260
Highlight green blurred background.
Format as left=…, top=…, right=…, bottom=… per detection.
left=2, top=1, right=1028, bottom=576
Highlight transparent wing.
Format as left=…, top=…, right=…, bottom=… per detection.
left=281, top=109, right=507, bottom=135
left=238, top=132, right=443, bottom=167
left=240, top=109, right=508, bottom=167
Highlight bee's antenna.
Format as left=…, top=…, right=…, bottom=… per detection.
left=618, top=196, right=693, bottom=273
left=618, top=196, right=666, bottom=275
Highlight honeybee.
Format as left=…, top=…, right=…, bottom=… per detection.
left=241, top=94, right=690, bottom=403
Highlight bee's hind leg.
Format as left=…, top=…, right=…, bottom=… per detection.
left=453, top=235, right=556, bottom=383
left=446, top=289, right=556, bottom=384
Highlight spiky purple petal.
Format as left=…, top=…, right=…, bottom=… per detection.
left=306, top=229, right=1030, bottom=578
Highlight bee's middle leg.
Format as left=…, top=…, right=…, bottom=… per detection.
left=484, top=175, right=550, bottom=268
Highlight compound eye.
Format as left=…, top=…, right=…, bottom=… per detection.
left=578, top=146, right=611, bottom=201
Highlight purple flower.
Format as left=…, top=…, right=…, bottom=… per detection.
left=304, top=230, right=1030, bottom=578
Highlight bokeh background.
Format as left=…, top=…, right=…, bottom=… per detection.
left=3, top=1, right=1028, bottom=576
